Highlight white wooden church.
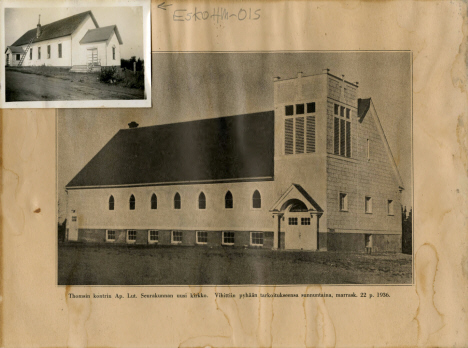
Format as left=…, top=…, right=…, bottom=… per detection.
left=5, top=11, right=122, bottom=71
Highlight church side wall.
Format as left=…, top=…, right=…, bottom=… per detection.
left=105, top=32, right=121, bottom=66
left=67, top=180, right=275, bottom=247
left=71, top=15, right=98, bottom=66
left=20, top=36, right=72, bottom=67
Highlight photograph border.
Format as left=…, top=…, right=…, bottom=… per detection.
left=55, top=50, right=414, bottom=288
left=1, top=0, right=151, bottom=108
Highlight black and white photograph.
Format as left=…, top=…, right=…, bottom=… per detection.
left=57, top=52, right=412, bottom=286
left=1, top=0, right=151, bottom=108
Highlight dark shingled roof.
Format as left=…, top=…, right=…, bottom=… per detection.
left=11, top=11, right=98, bottom=46
left=67, top=111, right=275, bottom=188
left=358, top=98, right=371, bottom=119
left=5, top=46, right=24, bottom=54
left=80, top=25, right=123, bottom=44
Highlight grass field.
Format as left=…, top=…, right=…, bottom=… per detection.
left=58, top=243, right=412, bottom=285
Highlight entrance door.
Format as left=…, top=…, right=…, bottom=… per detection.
left=87, top=48, right=98, bottom=65
left=68, top=215, right=78, bottom=241
left=285, top=212, right=316, bottom=250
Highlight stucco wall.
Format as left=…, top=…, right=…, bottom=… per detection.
left=19, top=36, right=72, bottom=67
left=67, top=180, right=276, bottom=232
left=105, top=31, right=121, bottom=66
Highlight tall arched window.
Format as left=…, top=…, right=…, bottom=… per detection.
left=129, top=194, right=135, bottom=210
left=225, top=191, right=233, bottom=209
left=109, top=195, right=114, bottom=210
left=174, top=192, right=181, bottom=209
left=252, top=190, right=261, bottom=209
left=151, top=193, right=157, bottom=210
left=198, top=192, right=206, bottom=209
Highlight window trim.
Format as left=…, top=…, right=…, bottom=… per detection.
left=198, top=192, right=206, bottom=210
left=196, top=231, right=208, bottom=245
left=365, top=196, right=373, bottom=214
left=222, top=231, right=235, bottom=246
left=250, top=232, right=264, bottom=247
left=129, top=194, right=136, bottom=210
left=148, top=230, right=158, bottom=244
left=387, top=199, right=394, bottom=216
left=150, top=193, right=157, bottom=210
left=126, top=230, right=137, bottom=244
left=171, top=230, right=183, bottom=244
left=252, top=190, right=262, bottom=209
left=225, top=191, right=233, bottom=209
left=339, top=192, right=348, bottom=212
left=106, top=230, right=116, bottom=242
left=174, top=192, right=181, bottom=210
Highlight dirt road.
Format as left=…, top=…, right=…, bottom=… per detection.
left=5, top=70, right=145, bottom=102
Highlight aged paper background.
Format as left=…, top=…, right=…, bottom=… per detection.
left=2, top=0, right=468, bottom=347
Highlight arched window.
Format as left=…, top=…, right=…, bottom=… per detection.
left=225, top=191, right=233, bottom=209
left=129, top=194, right=135, bottom=210
left=109, top=195, right=114, bottom=210
left=151, top=193, right=157, bottom=210
left=174, top=192, right=181, bottom=209
left=198, top=192, right=206, bottom=209
left=252, top=190, right=261, bottom=209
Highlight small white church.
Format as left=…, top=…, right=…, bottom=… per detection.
left=5, top=11, right=122, bottom=71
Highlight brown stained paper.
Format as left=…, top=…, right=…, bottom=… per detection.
left=2, top=0, right=468, bottom=347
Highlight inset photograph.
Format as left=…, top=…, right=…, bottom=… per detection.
left=2, top=1, right=150, bottom=108
left=58, top=52, right=412, bottom=286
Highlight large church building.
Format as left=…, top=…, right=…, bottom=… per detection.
left=65, top=71, right=404, bottom=252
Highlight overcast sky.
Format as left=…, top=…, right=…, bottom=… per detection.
left=5, top=6, right=144, bottom=60
left=58, top=52, right=412, bottom=221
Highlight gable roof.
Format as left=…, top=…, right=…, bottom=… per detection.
left=67, top=111, right=275, bottom=188
left=5, top=46, right=24, bottom=54
left=80, top=25, right=123, bottom=45
left=11, top=11, right=98, bottom=46
left=269, top=183, right=324, bottom=213
left=358, top=98, right=405, bottom=189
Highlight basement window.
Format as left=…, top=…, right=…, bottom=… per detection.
left=106, top=230, right=115, bottom=242
left=339, top=193, right=348, bottom=212
left=127, top=230, right=136, bottom=243
left=222, top=232, right=235, bottom=245
left=148, top=230, right=158, bottom=244
left=250, top=232, right=264, bottom=246
left=365, top=196, right=373, bottom=214
left=196, top=231, right=208, bottom=244
left=172, top=231, right=182, bottom=243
